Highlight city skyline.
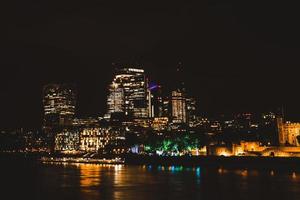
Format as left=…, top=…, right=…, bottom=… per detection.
left=3, top=2, right=300, bottom=200
left=2, top=1, right=300, bottom=128
left=0, top=63, right=299, bottom=129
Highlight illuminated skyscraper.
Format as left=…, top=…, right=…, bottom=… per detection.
left=148, top=83, right=164, bottom=118
left=171, top=89, right=187, bottom=124
left=162, top=98, right=171, bottom=118
left=107, top=83, right=125, bottom=115
left=171, top=62, right=187, bottom=124
left=107, top=67, right=149, bottom=119
left=43, top=84, right=76, bottom=133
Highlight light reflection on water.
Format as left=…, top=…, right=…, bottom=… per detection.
left=71, top=164, right=300, bottom=199
left=3, top=161, right=300, bottom=200
left=78, top=164, right=101, bottom=197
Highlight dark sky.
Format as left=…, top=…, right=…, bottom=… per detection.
left=1, top=1, right=300, bottom=128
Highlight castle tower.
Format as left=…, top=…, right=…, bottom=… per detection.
left=276, top=116, right=285, bottom=146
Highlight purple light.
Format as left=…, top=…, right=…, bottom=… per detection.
left=149, top=85, right=158, bottom=90
left=148, top=83, right=159, bottom=91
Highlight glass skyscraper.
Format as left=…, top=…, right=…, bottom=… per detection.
left=107, top=67, right=149, bottom=120
left=171, top=63, right=188, bottom=124
left=171, top=89, right=187, bottom=124
left=43, top=84, right=77, bottom=133
left=107, top=83, right=125, bottom=115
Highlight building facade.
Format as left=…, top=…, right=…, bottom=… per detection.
left=171, top=90, right=187, bottom=124
left=79, top=127, right=126, bottom=154
left=80, top=128, right=109, bottom=152
left=148, top=84, right=164, bottom=118
left=107, top=68, right=149, bottom=120
left=107, top=83, right=125, bottom=115
left=54, top=129, right=80, bottom=153
left=43, top=84, right=76, bottom=133
left=277, top=117, right=300, bottom=146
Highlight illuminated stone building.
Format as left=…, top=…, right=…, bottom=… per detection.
left=107, top=67, right=149, bottom=120
left=171, top=89, right=187, bottom=124
left=80, top=128, right=109, bottom=152
left=43, top=84, right=76, bottom=133
left=277, top=117, right=300, bottom=146
left=206, top=114, right=300, bottom=157
left=54, top=118, right=101, bottom=154
left=80, top=127, right=126, bottom=154
left=54, top=129, right=80, bottom=153
left=207, top=145, right=233, bottom=156
left=207, top=140, right=300, bottom=157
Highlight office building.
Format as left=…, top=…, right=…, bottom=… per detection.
left=148, top=83, right=164, bottom=118
left=43, top=84, right=76, bottom=133
left=107, top=67, right=149, bottom=120
left=107, top=83, right=125, bottom=116
left=171, top=89, right=187, bottom=124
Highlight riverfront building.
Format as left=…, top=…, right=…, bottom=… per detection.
left=54, top=129, right=80, bottom=153
left=79, top=127, right=126, bottom=154
left=277, top=117, right=300, bottom=146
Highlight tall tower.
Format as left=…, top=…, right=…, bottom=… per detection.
left=107, top=82, right=125, bottom=115
left=171, top=62, right=187, bottom=124
left=276, top=107, right=285, bottom=146
left=148, top=83, right=164, bottom=118
left=107, top=67, right=149, bottom=120
left=43, top=84, right=76, bottom=134
left=186, top=97, right=197, bottom=127
left=277, top=117, right=285, bottom=146
left=171, top=90, right=187, bottom=123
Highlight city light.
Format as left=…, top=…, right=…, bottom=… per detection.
left=2, top=67, right=300, bottom=159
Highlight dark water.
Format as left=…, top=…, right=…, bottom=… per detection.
left=1, top=160, right=300, bottom=200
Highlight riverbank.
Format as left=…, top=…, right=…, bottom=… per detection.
left=40, top=157, right=124, bottom=164
left=2, top=152, right=300, bottom=169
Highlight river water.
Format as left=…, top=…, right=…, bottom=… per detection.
left=1, top=160, right=300, bottom=200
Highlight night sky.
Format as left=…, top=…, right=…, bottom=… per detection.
left=2, top=1, right=300, bottom=128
